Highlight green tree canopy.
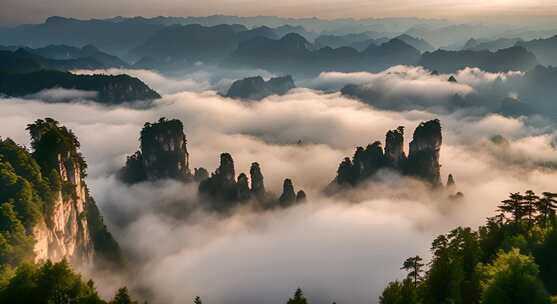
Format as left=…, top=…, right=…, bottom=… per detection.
left=0, top=260, right=104, bottom=304
left=110, top=287, right=137, bottom=304
left=478, top=248, right=551, bottom=304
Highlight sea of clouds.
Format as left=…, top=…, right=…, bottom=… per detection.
left=0, top=66, right=555, bottom=304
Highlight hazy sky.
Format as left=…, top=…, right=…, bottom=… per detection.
left=1, top=0, right=557, bottom=26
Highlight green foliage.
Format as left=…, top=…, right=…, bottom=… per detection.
left=86, top=197, right=125, bottom=268
left=534, top=220, right=557, bottom=294
left=379, top=279, right=418, bottom=304
left=110, top=287, right=137, bottom=304
left=0, top=119, right=123, bottom=276
left=287, top=288, right=308, bottom=304
left=401, top=256, right=424, bottom=287
left=27, top=118, right=88, bottom=179
left=477, top=249, right=551, bottom=304
left=0, top=138, right=51, bottom=269
left=0, top=260, right=105, bottom=304
left=423, top=227, right=482, bottom=304
left=0, top=203, right=34, bottom=266
left=380, top=191, right=557, bottom=304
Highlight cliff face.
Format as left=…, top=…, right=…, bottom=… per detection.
left=385, top=127, right=406, bottom=169
left=120, top=118, right=192, bottom=183
left=405, top=120, right=443, bottom=186
left=0, top=118, right=121, bottom=269
left=331, top=119, right=445, bottom=188
left=32, top=151, right=93, bottom=264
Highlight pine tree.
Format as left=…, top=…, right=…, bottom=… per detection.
left=536, top=192, right=557, bottom=226
left=523, top=190, right=539, bottom=226
left=498, top=193, right=526, bottom=223
left=110, top=287, right=136, bottom=304
left=287, top=288, right=308, bottom=304
left=401, top=256, right=424, bottom=287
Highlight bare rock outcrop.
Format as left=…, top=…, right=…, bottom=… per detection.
left=120, top=118, right=192, bottom=183
left=199, top=153, right=306, bottom=211
left=405, top=119, right=443, bottom=186
left=226, top=75, right=296, bottom=100
left=331, top=119, right=446, bottom=188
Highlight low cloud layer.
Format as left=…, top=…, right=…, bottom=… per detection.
left=72, top=66, right=275, bottom=95
left=0, top=68, right=555, bottom=304
left=304, top=65, right=528, bottom=113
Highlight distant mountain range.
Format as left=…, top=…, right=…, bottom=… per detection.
left=226, top=34, right=421, bottom=76
left=0, top=45, right=128, bottom=72
left=419, top=46, right=538, bottom=73
left=516, top=35, right=557, bottom=66
left=0, top=15, right=447, bottom=52
left=462, top=38, right=524, bottom=52
left=1, top=15, right=556, bottom=76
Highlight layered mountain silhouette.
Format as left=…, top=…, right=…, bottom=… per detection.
left=394, top=34, right=435, bottom=52
left=227, top=34, right=420, bottom=76
left=462, top=38, right=523, bottom=52
left=516, top=35, right=557, bottom=66
left=28, top=44, right=129, bottom=67
left=130, top=24, right=247, bottom=65
left=0, top=47, right=126, bottom=72
left=419, top=46, right=538, bottom=73
left=0, top=16, right=167, bottom=55
left=314, top=32, right=391, bottom=51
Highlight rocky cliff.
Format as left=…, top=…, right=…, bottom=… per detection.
left=226, top=75, right=296, bottom=100
left=0, top=51, right=160, bottom=104
left=405, top=120, right=443, bottom=186
left=331, top=119, right=446, bottom=188
left=0, top=118, right=121, bottom=270
left=119, top=118, right=192, bottom=183
left=199, top=153, right=305, bottom=212
left=32, top=151, right=94, bottom=264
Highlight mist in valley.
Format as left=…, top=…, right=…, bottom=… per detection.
left=0, top=67, right=556, bottom=303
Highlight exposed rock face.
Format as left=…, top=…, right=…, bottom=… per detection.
left=199, top=153, right=306, bottom=211
left=120, top=118, right=192, bottom=183
left=32, top=151, right=93, bottom=264
left=406, top=119, right=442, bottom=186
left=226, top=75, right=296, bottom=100
left=331, top=119, right=445, bottom=188
left=20, top=118, right=121, bottom=267
left=385, top=127, right=406, bottom=169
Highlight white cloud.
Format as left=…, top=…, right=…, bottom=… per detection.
left=0, top=69, right=555, bottom=304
